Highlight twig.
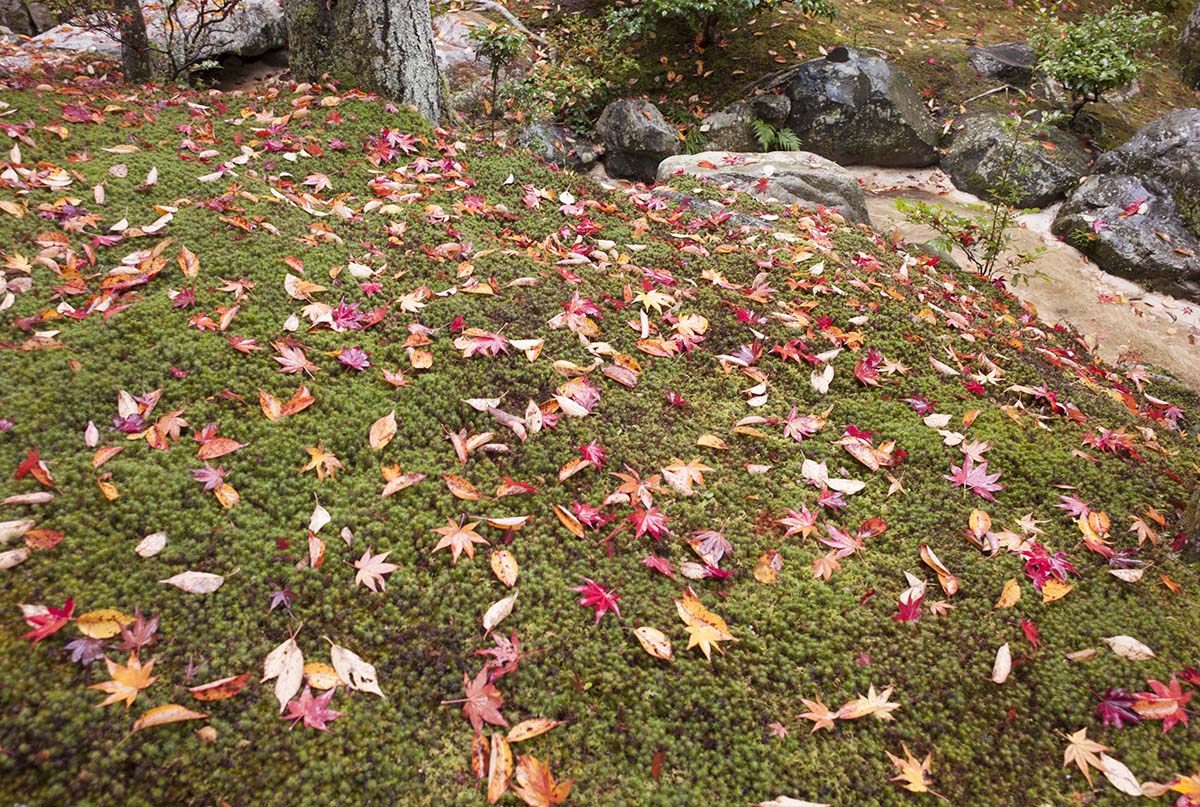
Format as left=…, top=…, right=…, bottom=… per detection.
left=962, top=84, right=1022, bottom=105
left=468, top=0, right=551, bottom=51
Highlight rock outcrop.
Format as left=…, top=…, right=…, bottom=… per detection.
left=656, top=150, right=870, bottom=224
left=780, top=47, right=940, bottom=167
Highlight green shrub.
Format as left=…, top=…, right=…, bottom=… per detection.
left=1031, top=5, right=1167, bottom=123
left=609, top=0, right=835, bottom=47
left=509, top=17, right=639, bottom=131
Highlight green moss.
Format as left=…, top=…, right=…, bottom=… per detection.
left=0, top=73, right=1198, bottom=807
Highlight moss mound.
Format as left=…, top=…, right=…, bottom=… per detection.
left=0, top=72, right=1198, bottom=807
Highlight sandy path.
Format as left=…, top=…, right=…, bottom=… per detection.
left=847, top=166, right=1200, bottom=389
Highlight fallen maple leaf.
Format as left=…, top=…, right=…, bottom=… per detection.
left=89, top=654, right=158, bottom=709
left=282, top=686, right=343, bottom=731
left=21, top=598, right=75, bottom=644
left=572, top=578, right=621, bottom=624
left=443, top=665, right=507, bottom=734
left=353, top=548, right=399, bottom=592
left=511, top=754, right=573, bottom=807
left=432, top=517, right=489, bottom=563
left=887, top=743, right=938, bottom=796
left=300, top=443, right=344, bottom=480
left=1062, top=727, right=1108, bottom=786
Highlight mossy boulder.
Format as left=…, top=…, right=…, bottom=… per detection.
left=656, top=150, right=870, bottom=224
left=595, top=98, right=681, bottom=182
left=1052, top=173, right=1200, bottom=298
left=941, top=113, right=1092, bottom=209
left=781, top=47, right=941, bottom=167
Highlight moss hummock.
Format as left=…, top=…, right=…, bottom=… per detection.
left=0, top=67, right=1198, bottom=807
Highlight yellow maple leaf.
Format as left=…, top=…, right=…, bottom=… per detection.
left=798, top=697, right=838, bottom=733
left=837, top=685, right=900, bottom=721
left=89, top=654, right=158, bottom=709
left=675, top=588, right=736, bottom=661
left=887, top=743, right=936, bottom=795
left=300, top=442, right=344, bottom=481
left=1061, top=727, right=1108, bottom=787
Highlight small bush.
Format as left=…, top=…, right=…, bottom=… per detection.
left=609, top=0, right=835, bottom=47
left=1031, top=5, right=1167, bottom=123
left=509, top=17, right=639, bottom=131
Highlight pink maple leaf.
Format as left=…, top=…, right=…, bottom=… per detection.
left=642, top=555, right=675, bottom=578
left=629, top=506, right=670, bottom=541
left=579, top=440, right=607, bottom=468
left=282, top=686, right=343, bottom=731
left=337, top=346, right=371, bottom=371
left=571, top=578, right=621, bottom=624
left=944, top=456, right=1004, bottom=500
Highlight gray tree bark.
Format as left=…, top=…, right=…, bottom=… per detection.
left=115, top=0, right=153, bottom=83
left=1183, top=0, right=1200, bottom=89
left=284, top=0, right=441, bottom=122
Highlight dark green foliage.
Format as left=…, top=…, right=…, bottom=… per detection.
left=1032, top=6, right=1168, bottom=123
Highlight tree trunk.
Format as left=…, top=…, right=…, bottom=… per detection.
left=1182, top=0, right=1200, bottom=89
left=284, top=0, right=442, bottom=122
left=115, top=0, right=153, bottom=82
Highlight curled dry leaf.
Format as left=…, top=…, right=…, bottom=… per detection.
left=262, top=635, right=304, bottom=713
left=488, top=734, right=513, bottom=804
left=507, top=718, right=565, bottom=743
left=994, top=578, right=1021, bottom=609
left=369, top=410, right=397, bottom=451
left=131, top=704, right=209, bottom=733
left=1099, top=753, right=1142, bottom=796
left=1103, top=635, right=1155, bottom=661
left=329, top=641, right=385, bottom=698
left=135, top=531, right=166, bottom=558
left=634, top=626, right=673, bottom=661
left=991, top=643, right=1012, bottom=684
left=196, top=437, right=246, bottom=460
left=490, top=549, right=519, bottom=587
left=189, top=674, right=254, bottom=701
left=483, top=590, right=518, bottom=636
left=160, top=571, right=224, bottom=594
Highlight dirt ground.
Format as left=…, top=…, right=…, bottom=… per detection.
left=847, top=166, right=1200, bottom=390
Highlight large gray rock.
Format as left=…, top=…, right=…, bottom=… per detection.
left=515, top=123, right=602, bottom=172
left=1052, top=174, right=1200, bottom=299
left=781, top=47, right=940, bottom=167
left=656, top=150, right=870, bottom=224
left=595, top=99, right=681, bottom=183
left=1, top=0, right=55, bottom=36
left=749, top=93, right=791, bottom=128
left=1182, top=0, right=1200, bottom=90
left=30, top=0, right=285, bottom=61
left=1093, top=109, right=1200, bottom=234
left=942, top=113, right=1091, bottom=208
left=1051, top=109, right=1200, bottom=299
left=696, top=102, right=756, bottom=153
left=968, top=42, right=1035, bottom=86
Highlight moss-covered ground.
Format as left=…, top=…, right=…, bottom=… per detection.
left=0, top=64, right=1199, bottom=807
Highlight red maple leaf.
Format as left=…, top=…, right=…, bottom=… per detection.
left=629, top=506, right=670, bottom=541
left=1021, top=618, right=1041, bottom=649
left=1133, top=675, right=1192, bottom=733
left=571, top=578, right=621, bottom=624
left=282, top=686, right=343, bottom=731
left=641, top=555, right=674, bottom=578
left=892, top=590, right=923, bottom=622
left=21, top=598, right=75, bottom=644
left=14, top=448, right=55, bottom=488
left=442, top=665, right=507, bottom=734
